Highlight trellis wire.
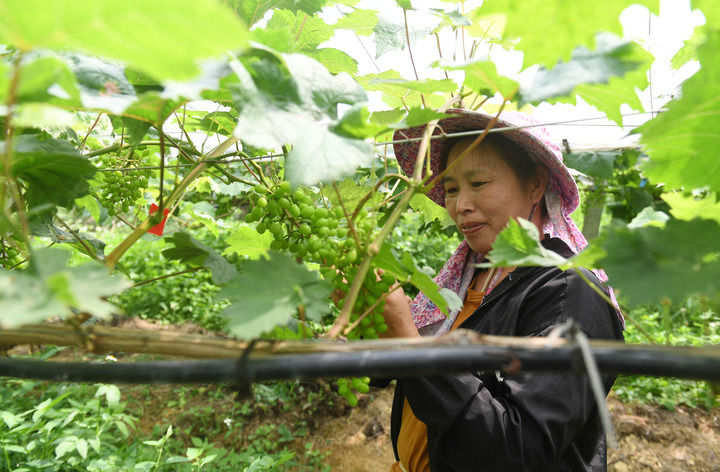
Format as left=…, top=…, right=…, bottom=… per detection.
left=91, top=112, right=653, bottom=173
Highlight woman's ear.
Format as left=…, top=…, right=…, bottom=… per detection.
left=528, top=167, right=549, bottom=204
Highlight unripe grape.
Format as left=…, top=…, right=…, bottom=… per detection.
left=345, top=393, right=358, bottom=407
left=251, top=206, right=264, bottom=220
left=289, top=204, right=301, bottom=218
left=301, top=205, right=315, bottom=219
left=269, top=222, right=283, bottom=237
left=254, top=184, right=268, bottom=194
left=257, top=197, right=268, bottom=208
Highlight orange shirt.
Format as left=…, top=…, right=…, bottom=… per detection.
left=391, top=284, right=485, bottom=472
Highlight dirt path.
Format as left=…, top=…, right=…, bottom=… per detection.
left=316, top=387, right=720, bottom=471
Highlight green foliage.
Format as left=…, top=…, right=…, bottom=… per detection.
left=484, top=218, right=567, bottom=267
left=0, top=381, right=139, bottom=471
left=7, top=135, right=97, bottom=210
left=163, top=232, right=238, bottom=285
left=217, top=251, right=332, bottom=339
left=375, top=242, right=462, bottom=315
left=111, top=236, right=229, bottom=330
left=639, top=30, right=720, bottom=193
left=522, top=34, right=652, bottom=123
left=0, top=378, right=333, bottom=471
left=0, top=247, right=129, bottom=328
left=232, top=50, right=373, bottom=186
left=478, top=0, right=659, bottom=68
left=596, top=218, right=720, bottom=305
left=0, top=0, right=249, bottom=81
left=614, top=299, right=720, bottom=409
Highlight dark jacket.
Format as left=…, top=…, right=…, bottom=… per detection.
left=391, top=237, right=625, bottom=471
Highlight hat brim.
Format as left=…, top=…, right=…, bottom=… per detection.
left=392, top=109, right=579, bottom=215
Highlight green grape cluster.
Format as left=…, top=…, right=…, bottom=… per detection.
left=336, top=376, right=370, bottom=407
left=96, top=154, right=151, bottom=216
left=245, top=181, right=393, bottom=339
left=0, top=246, right=22, bottom=268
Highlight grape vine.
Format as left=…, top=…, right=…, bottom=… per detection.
left=246, top=180, right=393, bottom=340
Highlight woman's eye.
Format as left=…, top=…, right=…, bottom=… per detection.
left=471, top=181, right=487, bottom=188
left=445, top=186, right=458, bottom=195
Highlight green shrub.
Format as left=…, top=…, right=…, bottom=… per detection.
left=613, top=299, right=719, bottom=409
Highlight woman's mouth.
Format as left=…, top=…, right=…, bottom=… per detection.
left=461, top=222, right=486, bottom=235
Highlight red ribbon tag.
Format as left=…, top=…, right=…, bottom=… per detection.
left=148, top=203, right=170, bottom=236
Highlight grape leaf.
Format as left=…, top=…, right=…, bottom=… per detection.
left=335, top=9, right=379, bottom=36
left=0, top=0, right=249, bottom=81
left=229, top=0, right=325, bottom=27
left=638, top=30, right=720, bottom=193
left=430, top=8, right=472, bottom=29
left=223, top=225, right=274, bottom=260
left=333, top=106, right=389, bottom=139
left=185, top=111, right=238, bottom=137
left=627, top=207, right=669, bottom=228
left=232, top=52, right=373, bottom=186
left=484, top=218, right=567, bottom=267
left=521, top=34, right=652, bottom=123
left=670, top=33, right=701, bottom=70
left=395, top=0, right=412, bottom=9
left=307, top=48, right=358, bottom=75
left=65, top=53, right=137, bottom=114
left=373, top=17, right=435, bottom=58
left=661, top=192, right=720, bottom=223
left=121, top=93, right=179, bottom=126
left=368, top=77, right=457, bottom=95
left=6, top=135, right=97, bottom=210
left=30, top=214, right=106, bottom=260
left=3, top=56, right=82, bottom=107
left=284, top=54, right=366, bottom=118
left=325, top=179, right=381, bottom=213
left=0, top=247, right=129, bottom=328
left=375, top=243, right=461, bottom=315
left=441, top=60, right=518, bottom=99
left=216, top=251, right=332, bottom=339
left=265, top=9, right=334, bottom=53
left=162, top=232, right=237, bottom=285
left=409, top=194, right=455, bottom=228
left=596, top=218, right=720, bottom=305
left=478, top=0, right=658, bottom=68
left=563, top=150, right=618, bottom=180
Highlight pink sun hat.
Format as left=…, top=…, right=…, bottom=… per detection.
left=392, top=108, right=580, bottom=218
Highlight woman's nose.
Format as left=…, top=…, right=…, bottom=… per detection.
left=455, top=188, right=475, bottom=213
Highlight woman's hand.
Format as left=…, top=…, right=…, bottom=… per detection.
left=381, top=284, right=420, bottom=338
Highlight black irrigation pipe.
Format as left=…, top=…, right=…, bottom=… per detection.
left=1, top=342, right=718, bottom=385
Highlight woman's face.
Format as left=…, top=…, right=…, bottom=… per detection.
left=443, top=139, right=545, bottom=254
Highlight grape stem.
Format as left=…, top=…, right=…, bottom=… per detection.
left=326, top=96, right=462, bottom=338
left=332, top=182, right=362, bottom=251
left=105, top=136, right=238, bottom=271
left=1, top=52, right=32, bottom=248
left=350, top=173, right=412, bottom=220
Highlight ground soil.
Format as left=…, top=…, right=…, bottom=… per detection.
left=315, top=388, right=720, bottom=472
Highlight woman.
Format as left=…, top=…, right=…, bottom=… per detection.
left=383, top=109, right=624, bottom=471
